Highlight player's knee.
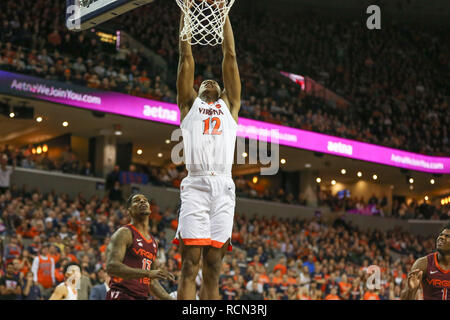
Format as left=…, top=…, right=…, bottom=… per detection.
left=181, top=258, right=200, bottom=279
left=203, top=259, right=222, bottom=280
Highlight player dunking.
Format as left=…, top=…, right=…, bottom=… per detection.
left=105, top=194, right=175, bottom=300
left=173, top=11, right=241, bottom=300
left=401, top=223, right=450, bottom=300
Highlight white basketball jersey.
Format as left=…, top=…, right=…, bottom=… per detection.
left=181, top=97, right=238, bottom=175
left=58, top=282, right=78, bottom=300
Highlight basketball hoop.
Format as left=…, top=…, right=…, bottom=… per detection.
left=175, top=0, right=236, bottom=46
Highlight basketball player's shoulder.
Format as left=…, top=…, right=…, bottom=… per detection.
left=112, top=225, right=133, bottom=244
left=411, top=255, right=428, bottom=272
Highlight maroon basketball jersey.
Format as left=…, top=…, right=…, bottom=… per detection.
left=109, top=224, right=158, bottom=298
left=421, top=252, right=450, bottom=300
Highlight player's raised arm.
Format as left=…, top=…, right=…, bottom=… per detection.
left=177, top=12, right=197, bottom=116
left=221, top=15, right=241, bottom=121
left=400, top=256, right=427, bottom=300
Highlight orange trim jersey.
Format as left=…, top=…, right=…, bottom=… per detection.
left=108, top=224, right=158, bottom=299
left=35, top=255, right=54, bottom=289
left=421, top=252, right=450, bottom=300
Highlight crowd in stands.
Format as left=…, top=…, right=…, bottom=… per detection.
left=2, top=145, right=448, bottom=221
left=318, top=189, right=449, bottom=220
left=0, top=0, right=448, bottom=156
left=1, top=185, right=445, bottom=300
left=0, top=145, right=96, bottom=177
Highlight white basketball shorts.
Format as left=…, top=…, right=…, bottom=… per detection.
left=173, top=174, right=235, bottom=250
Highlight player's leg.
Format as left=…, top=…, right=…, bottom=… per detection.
left=178, top=239, right=203, bottom=300
left=200, top=176, right=236, bottom=300
left=175, top=177, right=212, bottom=299
left=200, top=239, right=231, bottom=300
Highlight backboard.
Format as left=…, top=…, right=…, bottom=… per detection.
left=66, top=0, right=154, bottom=31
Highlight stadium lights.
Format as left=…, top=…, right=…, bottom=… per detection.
left=136, top=149, right=143, bottom=155
left=36, top=116, right=43, bottom=122
left=242, top=152, right=248, bottom=158
left=331, top=180, right=336, bottom=185
left=316, top=177, right=321, bottom=183
left=280, top=159, right=286, bottom=164
left=409, top=178, right=414, bottom=184
left=62, top=121, right=69, bottom=127
left=9, top=112, right=15, bottom=118
left=341, top=169, right=346, bottom=175
left=430, top=179, right=435, bottom=185
left=372, top=174, right=378, bottom=180
left=252, top=176, right=258, bottom=184
left=157, top=153, right=163, bottom=158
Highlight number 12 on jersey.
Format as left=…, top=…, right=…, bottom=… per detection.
left=203, top=117, right=222, bottom=135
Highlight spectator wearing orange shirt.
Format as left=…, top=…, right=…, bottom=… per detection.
left=31, top=245, right=55, bottom=298
left=99, top=237, right=110, bottom=253
left=297, top=285, right=311, bottom=300
left=272, top=269, right=283, bottom=287
left=249, top=254, right=263, bottom=268
left=325, top=287, right=341, bottom=300
left=338, top=274, right=352, bottom=298
left=273, top=257, right=287, bottom=275
left=363, top=289, right=380, bottom=300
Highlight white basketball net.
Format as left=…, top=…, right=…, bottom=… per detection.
left=175, top=0, right=236, bottom=46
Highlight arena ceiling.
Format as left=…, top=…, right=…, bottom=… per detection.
left=0, top=94, right=449, bottom=199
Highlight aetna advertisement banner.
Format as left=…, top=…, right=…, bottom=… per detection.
left=1, top=70, right=449, bottom=174
left=0, top=70, right=179, bottom=125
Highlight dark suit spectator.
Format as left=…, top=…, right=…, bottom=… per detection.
left=105, top=165, right=120, bottom=191
left=89, top=270, right=110, bottom=300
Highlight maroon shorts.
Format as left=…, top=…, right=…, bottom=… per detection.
left=106, top=289, right=148, bottom=300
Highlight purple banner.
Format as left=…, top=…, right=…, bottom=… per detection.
left=1, top=70, right=449, bottom=174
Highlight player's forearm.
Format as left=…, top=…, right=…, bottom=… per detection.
left=179, top=14, right=193, bottom=58
left=400, top=287, right=419, bottom=300
left=106, top=261, right=148, bottom=280
left=222, top=16, right=236, bottom=57
left=150, top=280, right=173, bottom=300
